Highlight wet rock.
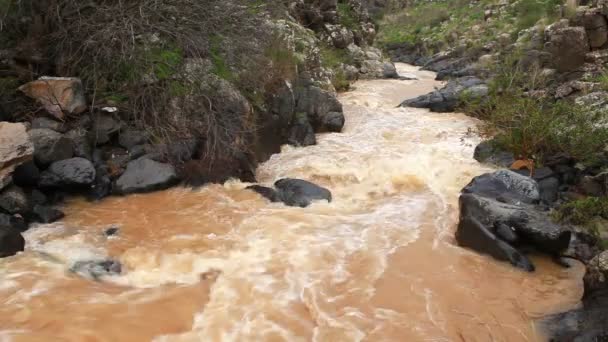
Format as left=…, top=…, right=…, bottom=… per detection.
left=457, top=170, right=572, bottom=271
left=274, top=178, right=332, bottom=208
left=382, top=62, right=399, bottom=79
left=545, top=26, right=589, bottom=72
left=0, top=226, right=24, bottom=258
left=12, top=161, right=40, bottom=187
left=462, top=170, right=540, bottom=204
left=473, top=140, right=515, bottom=168
left=0, top=185, right=29, bottom=215
left=31, top=205, right=65, bottom=223
left=0, top=213, right=27, bottom=232
left=246, top=185, right=282, bottom=203
left=295, top=85, right=343, bottom=129
left=39, top=157, right=96, bottom=188
left=30, top=128, right=74, bottom=166
left=400, top=77, right=486, bottom=112
left=542, top=288, right=608, bottom=341
left=118, top=129, right=149, bottom=150
left=114, top=158, right=178, bottom=194
left=18, top=77, right=87, bottom=120
left=288, top=115, right=316, bottom=147
left=70, top=259, right=122, bottom=280
left=0, top=122, right=34, bottom=190
left=88, top=166, right=112, bottom=201
left=104, top=226, right=120, bottom=237
left=321, top=111, right=345, bottom=133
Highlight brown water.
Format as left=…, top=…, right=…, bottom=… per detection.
left=0, top=64, right=584, bottom=341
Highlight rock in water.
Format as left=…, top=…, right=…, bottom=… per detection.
left=0, top=226, right=24, bottom=258
left=246, top=185, right=282, bottom=203
left=401, top=76, right=487, bottom=112
left=274, top=178, right=332, bottom=208
left=39, top=157, right=96, bottom=188
left=114, top=158, right=178, bottom=194
left=31, top=205, right=65, bottom=224
left=18, top=77, right=87, bottom=120
left=0, top=122, right=34, bottom=190
left=70, top=259, right=122, bottom=280
left=456, top=170, right=571, bottom=271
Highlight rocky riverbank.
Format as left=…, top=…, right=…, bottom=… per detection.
left=384, top=0, right=608, bottom=339
left=0, top=0, right=400, bottom=258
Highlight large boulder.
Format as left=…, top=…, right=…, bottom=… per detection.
left=0, top=122, right=34, bottom=190
left=288, top=115, right=317, bottom=147
left=0, top=226, right=24, bottom=258
left=114, top=158, right=178, bottom=194
left=39, top=157, right=96, bottom=188
left=456, top=170, right=572, bottom=271
left=295, top=85, right=344, bottom=129
left=545, top=26, right=590, bottom=72
left=18, top=77, right=87, bottom=120
left=574, top=7, right=608, bottom=49
left=584, top=250, right=608, bottom=294
left=473, top=140, right=515, bottom=168
left=29, top=128, right=74, bottom=166
left=401, top=77, right=487, bottom=112
left=274, top=178, right=332, bottom=207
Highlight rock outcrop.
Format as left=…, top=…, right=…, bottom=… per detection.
left=401, top=77, right=488, bottom=112
left=456, top=170, right=572, bottom=271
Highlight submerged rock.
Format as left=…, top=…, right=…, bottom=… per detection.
left=31, top=205, right=65, bottom=224
left=70, top=259, right=122, bottom=280
left=274, top=178, right=332, bottom=208
left=456, top=170, right=571, bottom=271
left=246, top=185, right=282, bottom=203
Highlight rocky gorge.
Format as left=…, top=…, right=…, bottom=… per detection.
left=1, top=0, right=606, bottom=340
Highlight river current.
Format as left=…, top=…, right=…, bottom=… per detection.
left=0, top=64, right=584, bottom=341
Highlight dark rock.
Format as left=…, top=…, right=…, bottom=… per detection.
left=12, top=161, right=40, bottom=187
left=584, top=250, right=608, bottom=294
left=91, top=114, right=121, bottom=145
left=545, top=26, right=589, bottom=72
left=542, top=288, right=608, bottom=342
left=39, top=157, right=96, bottom=188
left=295, top=85, right=343, bottom=129
left=104, top=226, right=119, bottom=237
left=31, top=205, right=65, bottom=223
left=65, top=128, right=93, bottom=160
left=401, top=77, right=487, bottom=112
left=288, top=115, right=316, bottom=147
left=274, top=178, right=332, bottom=208
left=88, top=166, right=112, bottom=201
left=31, top=117, right=68, bottom=133
left=29, top=128, right=74, bottom=166
left=0, top=213, right=28, bottom=232
left=114, top=158, right=178, bottom=194
left=473, top=140, right=515, bottom=168
left=30, top=189, right=47, bottom=206
left=70, top=259, right=122, bottom=280
left=538, top=177, right=560, bottom=204
left=118, top=129, right=149, bottom=150
left=321, top=111, right=345, bottom=133
left=0, top=226, right=24, bottom=258
left=246, top=185, right=281, bottom=202
left=0, top=185, right=29, bottom=214
left=456, top=170, right=572, bottom=271
left=462, top=170, right=540, bottom=204
left=382, top=62, right=399, bottom=79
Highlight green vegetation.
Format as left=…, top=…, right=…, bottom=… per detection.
left=337, top=2, right=359, bottom=31
left=376, top=0, right=567, bottom=52
left=555, top=197, right=608, bottom=247
left=463, top=53, right=608, bottom=164
left=320, top=44, right=353, bottom=91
